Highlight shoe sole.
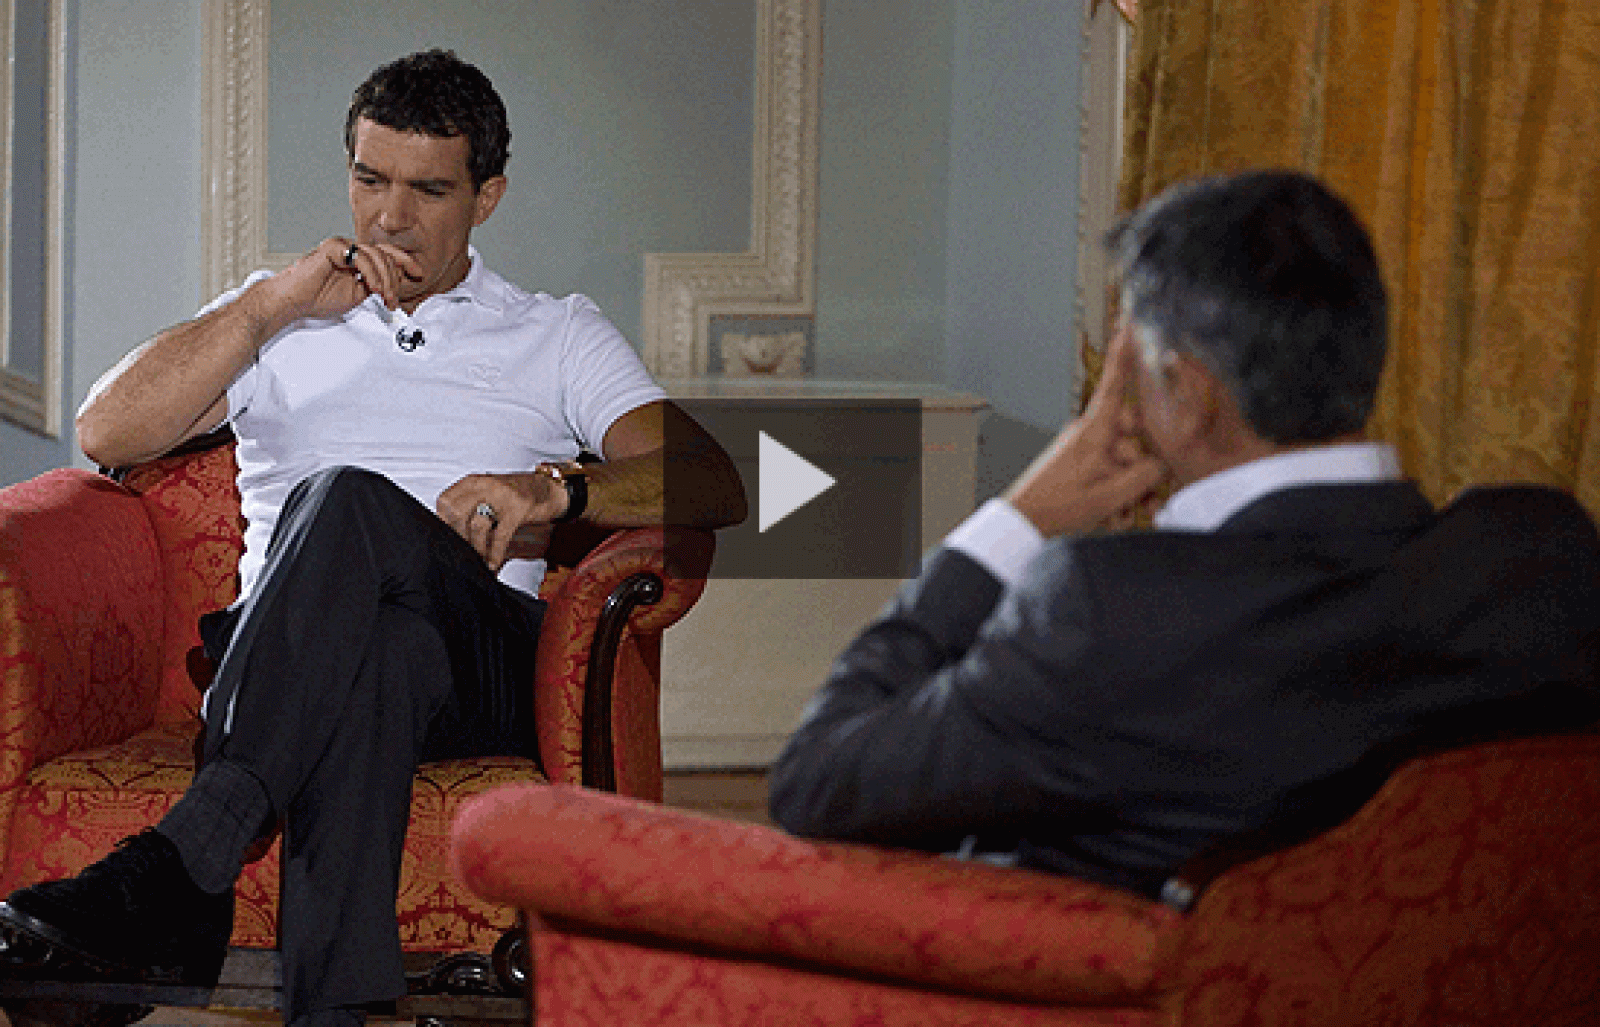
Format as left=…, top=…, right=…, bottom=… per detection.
left=0, top=900, right=228, bottom=988
left=0, top=900, right=130, bottom=973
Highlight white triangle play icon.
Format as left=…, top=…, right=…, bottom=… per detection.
left=758, top=431, right=836, bottom=533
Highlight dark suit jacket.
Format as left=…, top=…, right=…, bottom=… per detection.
left=768, top=482, right=1600, bottom=899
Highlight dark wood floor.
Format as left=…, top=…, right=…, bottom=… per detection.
left=662, top=769, right=773, bottom=827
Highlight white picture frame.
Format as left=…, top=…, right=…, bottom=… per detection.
left=0, top=0, right=66, bottom=438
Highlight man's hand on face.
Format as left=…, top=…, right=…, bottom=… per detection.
left=437, top=471, right=571, bottom=572
left=1004, top=327, right=1170, bottom=537
left=263, top=238, right=428, bottom=323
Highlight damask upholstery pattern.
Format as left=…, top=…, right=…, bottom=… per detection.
left=1119, top=1, right=1600, bottom=516
left=453, top=734, right=1600, bottom=1026
left=452, top=785, right=1180, bottom=1005
left=534, top=527, right=712, bottom=799
left=0, top=722, right=540, bottom=950
left=1158, top=733, right=1600, bottom=1026
left=531, top=932, right=1156, bottom=1027
left=0, top=471, right=166, bottom=882
left=119, top=445, right=247, bottom=725
left=0, top=447, right=707, bottom=956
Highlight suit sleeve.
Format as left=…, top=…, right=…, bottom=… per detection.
left=768, top=540, right=1111, bottom=849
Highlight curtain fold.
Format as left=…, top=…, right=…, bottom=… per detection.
left=1118, top=0, right=1600, bottom=512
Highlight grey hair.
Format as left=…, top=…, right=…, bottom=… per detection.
left=1107, top=171, right=1388, bottom=444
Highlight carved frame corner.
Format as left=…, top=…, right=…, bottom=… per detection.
left=641, top=0, right=821, bottom=378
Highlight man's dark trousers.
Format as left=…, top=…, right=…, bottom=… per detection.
left=196, top=466, right=546, bottom=1023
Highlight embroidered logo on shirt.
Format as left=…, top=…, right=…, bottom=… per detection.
left=466, top=361, right=503, bottom=387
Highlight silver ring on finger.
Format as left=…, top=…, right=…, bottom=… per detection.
left=343, top=242, right=359, bottom=267
left=473, top=501, right=499, bottom=529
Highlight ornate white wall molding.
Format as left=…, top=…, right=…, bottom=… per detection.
left=201, top=0, right=821, bottom=378
left=202, top=0, right=273, bottom=299
left=642, top=0, right=821, bottom=377
left=0, top=0, right=66, bottom=438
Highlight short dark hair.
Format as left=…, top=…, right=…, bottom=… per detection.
left=344, top=49, right=511, bottom=190
left=1107, top=170, right=1388, bottom=444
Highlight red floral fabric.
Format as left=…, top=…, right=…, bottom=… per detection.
left=0, top=721, right=542, bottom=950
left=0, top=471, right=166, bottom=879
left=118, top=445, right=245, bottom=725
left=453, top=735, right=1600, bottom=1027
left=531, top=932, right=1157, bottom=1027
left=452, top=784, right=1179, bottom=1006
left=1159, top=733, right=1600, bottom=1026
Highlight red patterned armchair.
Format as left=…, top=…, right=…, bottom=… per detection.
left=452, top=732, right=1600, bottom=1026
left=0, top=438, right=712, bottom=995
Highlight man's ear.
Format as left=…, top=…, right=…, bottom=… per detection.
left=1163, top=353, right=1224, bottom=448
left=473, top=176, right=508, bottom=227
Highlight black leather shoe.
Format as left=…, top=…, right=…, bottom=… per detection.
left=0, top=829, right=233, bottom=984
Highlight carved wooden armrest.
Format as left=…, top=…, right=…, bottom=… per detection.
left=533, top=527, right=714, bottom=790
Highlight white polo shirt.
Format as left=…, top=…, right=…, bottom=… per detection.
left=211, top=248, right=666, bottom=599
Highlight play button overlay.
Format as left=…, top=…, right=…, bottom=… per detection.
left=759, top=431, right=836, bottom=532
left=665, top=398, right=923, bottom=579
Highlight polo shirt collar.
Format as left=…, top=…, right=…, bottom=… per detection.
left=1153, top=442, right=1402, bottom=532
left=426, top=245, right=506, bottom=313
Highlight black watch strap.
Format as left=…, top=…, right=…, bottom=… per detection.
left=544, top=463, right=588, bottom=523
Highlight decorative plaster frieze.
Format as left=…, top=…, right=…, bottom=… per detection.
left=642, top=0, right=820, bottom=376
left=202, top=0, right=273, bottom=299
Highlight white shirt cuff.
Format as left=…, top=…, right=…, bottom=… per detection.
left=944, top=498, right=1046, bottom=588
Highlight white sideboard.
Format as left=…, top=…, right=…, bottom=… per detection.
left=659, top=379, right=988, bottom=768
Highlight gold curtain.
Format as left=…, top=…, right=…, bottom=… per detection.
left=1118, top=0, right=1600, bottom=511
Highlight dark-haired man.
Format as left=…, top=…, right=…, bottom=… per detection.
left=770, top=170, right=1600, bottom=903
left=1, top=50, right=745, bottom=1027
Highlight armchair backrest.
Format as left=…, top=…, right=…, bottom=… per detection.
left=117, top=443, right=245, bottom=725
left=1165, top=731, right=1600, bottom=1025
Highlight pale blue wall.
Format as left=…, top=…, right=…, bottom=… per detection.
left=266, top=0, right=755, bottom=345
left=817, top=0, right=1087, bottom=482
left=946, top=0, right=1083, bottom=499
left=0, top=0, right=1085, bottom=489
left=814, top=1, right=954, bottom=382
left=72, top=0, right=205, bottom=442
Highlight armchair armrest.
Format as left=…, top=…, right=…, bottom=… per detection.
left=451, top=783, right=1181, bottom=1006
left=533, top=527, right=714, bottom=794
left=0, top=470, right=165, bottom=793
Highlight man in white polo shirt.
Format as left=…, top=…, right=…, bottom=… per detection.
left=770, top=170, right=1600, bottom=905
left=2, top=50, right=744, bottom=1027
